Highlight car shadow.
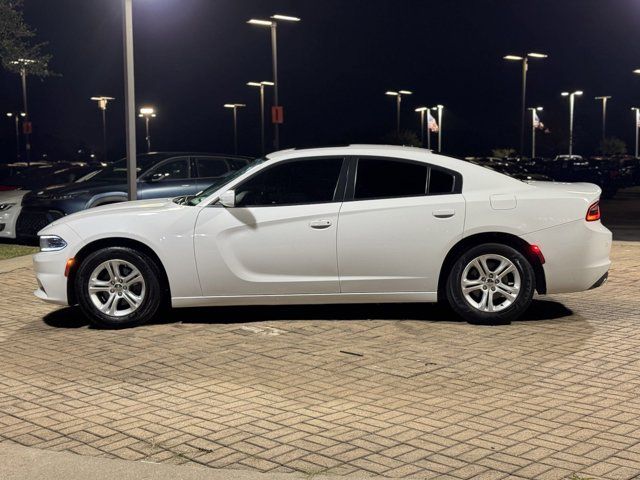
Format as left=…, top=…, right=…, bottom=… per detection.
left=42, top=298, right=573, bottom=329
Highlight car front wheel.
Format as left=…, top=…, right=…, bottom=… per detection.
left=75, top=246, right=163, bottom=328
left=446, top=243, right=535, bottom=324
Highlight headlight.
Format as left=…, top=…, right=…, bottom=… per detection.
left=0, top=203, right=16, bottom=211
left=39, top=235, right=68, bottom=252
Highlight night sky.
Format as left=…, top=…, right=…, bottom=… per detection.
left=2, top=0, right=640, bottom=161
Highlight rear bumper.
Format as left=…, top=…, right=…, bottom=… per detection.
left=523, top=220, right=612, bottom=294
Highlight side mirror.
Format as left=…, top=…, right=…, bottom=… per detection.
left=219, top=189, right=236, bottom=208
left=149, top=172, right=165, bottom=182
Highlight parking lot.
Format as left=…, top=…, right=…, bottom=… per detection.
left=0, top=234, right=638, bottom=479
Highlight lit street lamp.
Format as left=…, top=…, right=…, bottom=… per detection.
left=224, top=104, right=246, bottom=155
left=527, top=106, right=543, bottom=158
left=432, top=104, right=444, bottom=152
left=5, top=112, right=26, bottom=162
left=122, top=0, right=137, bottom=200
left=595, top=96, right=611, bottom=146
left=632, top=108, right=640, bottom=158
left=248, top=14, right=300, bottom=150
left=10, top=58, right=36, bottom=166
left=561, top=90, right=583, bottom=156
left=138, top=107, right=156, bottom=153
left=504, top=52, right=548, bottom=157
left=91, top=96, right=115, bottom=161
left=386, top=90, right=412, bottom=134
left=247, top=81, right=274, bottom=155
left=415, top=107, right=428, bottom=148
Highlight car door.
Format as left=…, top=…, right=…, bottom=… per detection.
left=337, top=157, right=465, bottom=293
left=194, top=157, right=347, bottom=297
left=193, top=156, right=232, bottom=192
left=137, top=156, right=196, bottom=200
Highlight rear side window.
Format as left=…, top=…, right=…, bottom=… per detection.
left=354, top=159, right=428, bottom=200
left=195, top=157, right=229, bottom=178
left=429, top=169, right=456, bottom=194
left=228, top=158, right=249, bottom=170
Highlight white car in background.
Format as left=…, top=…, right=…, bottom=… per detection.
left=33, top=145, right=612, bottom=328
left=0, top=188, right=27, bottom=239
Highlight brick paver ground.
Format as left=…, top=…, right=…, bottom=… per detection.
left=1, top=242, right=639, bottom=480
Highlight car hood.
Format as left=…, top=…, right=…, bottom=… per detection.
left=34, top=180, right=126, bottom=198
left=0, top=189, right=28, bottom=203
left=48, top=198, right=178, bottom=228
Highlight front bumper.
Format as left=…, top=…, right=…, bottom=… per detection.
left=0, top=205, right=21, bottom=239
left=32, top=224, right=82, bottom=306
left=523, top=219, right=612, bottom=294
left=17, top=207, right=65, bottom=240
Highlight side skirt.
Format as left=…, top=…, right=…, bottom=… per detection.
left=171, top=292, right=438, bottom=308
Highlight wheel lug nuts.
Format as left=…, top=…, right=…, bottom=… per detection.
left=483, top=286, right=488, bottom=290
left=491, top=287, right=496, bottom=291
left=110, top=289, right=114, bottom=293
left=481, top=277, right=486, bottom=281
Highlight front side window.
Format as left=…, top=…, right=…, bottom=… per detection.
left=148, top=158, right=189, bottom=181
left=354, top=159, right=428, bottom=200
left=195, top=157, right=229, bottom=178
left=235, top=158, right=343, bottom=207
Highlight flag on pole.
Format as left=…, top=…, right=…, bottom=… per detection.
left=533, top=110, right=544, bottom=130
left=428, top=111, right=439, bottom=132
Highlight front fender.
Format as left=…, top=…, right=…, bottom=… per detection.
left=85, top=192, right=128, bottom=209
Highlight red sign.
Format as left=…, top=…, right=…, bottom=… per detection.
left=272, top=106, right=284, bottom=124
left=22, top=121, right=32, bottom=134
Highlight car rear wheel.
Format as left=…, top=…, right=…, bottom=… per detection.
left=75, top=246, right=163, bottom=328
left=446, top=243, right=535, bottom=324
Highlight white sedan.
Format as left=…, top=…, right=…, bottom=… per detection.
left=33, top=145, right=612, bottom=328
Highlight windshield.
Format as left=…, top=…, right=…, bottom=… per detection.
left=187, top=157, right=266, bottom=206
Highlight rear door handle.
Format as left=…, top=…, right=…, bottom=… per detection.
left=309, top=219, right=332, bottom=229
left=432, top=209, right=455, bottom=218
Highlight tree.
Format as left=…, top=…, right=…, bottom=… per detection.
left=381, top=130, right=422, bottom=147
left=491, top=148, right=517, bottom=159
left=600, top=137, right=627, bottom=156
left=0, top=0, right=52, bottom=76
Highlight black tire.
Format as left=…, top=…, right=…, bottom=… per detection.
left=75, top=246, right=164, bottom=329
left=446, top=243, right=535, bottom=324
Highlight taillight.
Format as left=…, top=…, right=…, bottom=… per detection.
left=586, top=201, right=601, bottom=222
left=530, top=244, right=546, bottom=264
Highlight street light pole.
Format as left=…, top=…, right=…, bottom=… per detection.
left=632, top=108, right=640, bottom=159
left=385, top=90, right=412, bottom=134
left=5, top=112, right=25, bottom=162
left=224, top=104, right=246, bottom=155
left=415, top=107, right=427, bottom=147
left=504, top=52, right=548, bottom=157
left=248, top=81, right=274, bottom=155
left=91, top=96, right=115, bottom=162
left=595, top=96, right=611, bottom=147
left=138, top=107, right=156, bottom=153
left=248, top=15, right=300, bottom=151
left=10, top=59, right=36, bottom=165
left=562, top=91, right=583, bottom=156
left=123, top=0, right=137, bottom=200
left=432, top=105, right=444, bottom=152
left=527, top=106, right=543, bottom=158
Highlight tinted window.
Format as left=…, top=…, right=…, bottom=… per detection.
left=429, top=169, right=455, bottom=194
left=195, top=157, right=229, bottom=178
left=235, top=158, right=343, bottom=206
left=354, top=159, right=427, bottom=200
left=228, top=158, right=249, bottom=170
left=150, top=158, right=189, bottom=181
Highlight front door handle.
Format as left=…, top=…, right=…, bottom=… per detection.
left=309, top=219, right=332, bottom=229
left=433, top=209, right=455, bottom=219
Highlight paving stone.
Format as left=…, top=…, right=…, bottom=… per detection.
left=1, top=242, right=639, bottom=478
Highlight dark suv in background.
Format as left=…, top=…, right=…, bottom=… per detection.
left=17, top=152, right=250, bottom=239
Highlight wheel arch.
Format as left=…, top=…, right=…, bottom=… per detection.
left=67, top=237, right=171, bottom=306
left=438, top=232, right=547, bottom=301
left=86, top=193, right=128, bottom=209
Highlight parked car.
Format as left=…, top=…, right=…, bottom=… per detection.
left=33, top=145, right=611, bottom=328
left=546, top=155, right=619, bottom=199
left=17, top=152, right=250, bottom=239
left=0, top=164, right=99, bottom=240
